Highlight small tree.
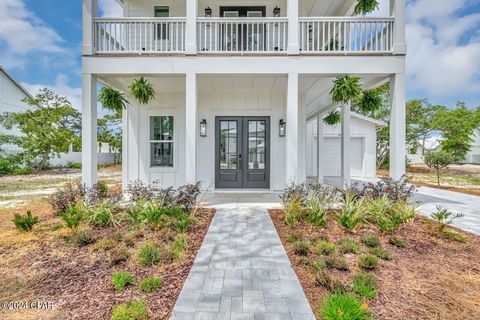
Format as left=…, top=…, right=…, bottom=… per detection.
left=423, top=150, right=455, bottom=186
left=0, top=88, right=80, bottom=171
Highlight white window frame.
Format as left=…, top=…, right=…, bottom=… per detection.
left=247, top=11, right=262, bottom=17
left=149, top=115, right=176, bottom=169
left=223, top=11, right=239, bottom=17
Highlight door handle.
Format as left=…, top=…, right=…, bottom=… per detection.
left=238, top=154, right=242, bottom=167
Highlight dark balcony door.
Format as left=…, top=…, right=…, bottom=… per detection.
left=219, top=6, right=266, bottom=51
left=215, top=116, right=270, bottom=189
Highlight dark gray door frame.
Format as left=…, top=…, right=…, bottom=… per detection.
left=215, top=116, right=270, bottom=189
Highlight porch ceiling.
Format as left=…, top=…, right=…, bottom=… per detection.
left=99, top=75, right=186, bottom=93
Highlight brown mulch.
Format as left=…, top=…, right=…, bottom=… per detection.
left=0, top=207, right=215, bottom=320
left=268, top=209, right=480, bottom=320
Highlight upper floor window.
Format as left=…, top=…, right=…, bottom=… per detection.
left=150, top=116, right=174, bottom=167
left=154, top=6, right=170, bottom=40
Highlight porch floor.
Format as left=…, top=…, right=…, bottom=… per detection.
left=170, top=198, right=315, bottom=320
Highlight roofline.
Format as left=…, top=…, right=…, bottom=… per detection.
left=0, top=66, right=33, bottom=99
left=351, top=112, right=387, bottom=127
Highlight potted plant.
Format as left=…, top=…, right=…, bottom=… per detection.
left=129, top=77, right=156, bottom=105
left=98, top=87, right=128, bottom=113
left=354, top=0, right=380, bottom=15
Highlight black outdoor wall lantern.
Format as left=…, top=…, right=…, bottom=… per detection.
left=279, top=119, right=286, bottom=137
left=205, top=7, right=212, bottom=17
left=273, top=6, right=281, bottom=17
left=200, top=119, right=207, bottom=137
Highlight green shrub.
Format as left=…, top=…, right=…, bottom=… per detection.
left=175, top=212, right=196, bottom=233
left=87, top=202, right=119, bottom=227
left=388, top=236, right=406, bottom=248
left=111, top=299, right=149, bottom=320
left=363, top=195, right=391, bottom=223
left=66, top=162, right=82, bottom=169
left=319, top=293, right=372, bottom=320
left=337, top=238, right=360, bottom=254
left=58, top=204, right=84, bottom=232
left=47, top=182, right=84, bottom=213
left=139, top=276, right=164, bottom=292
left=0, top=154, right=23, bottom=176
left=137, top=242, right=161, bottom=267
left=292, top=240, right=311, bottom=256
left=167, top=233, right=188, bottom=261
left=369, top=247, right=394, bottom=261
left=431, top=206, right=464, bottom=232
left=352, top=272, right=377, bottom=300
left=316, top=240, right=336, bottom=256
left=109, top=246, right=130, bottom=266
left=361, top=234, right=380, bottom=248
left=13, top=211, right=39, bottom=232
left=73, top=230, right=95, bottom=247
left=391, top=200, right=417, bottom=224
left=306, top=193, right=330, bottom=227
left=315, top=270, right=347, bottom=293
left=282, top=195, right=306, bottom=227
left=325, top=254, right=349, bottom=271
left=336, top=193, right=365, bottom=231
left=358, top=255, right=379, bottom=270
left=311, top=258, right=327, bottom=272
left=111, top=271, right=135, bottom=291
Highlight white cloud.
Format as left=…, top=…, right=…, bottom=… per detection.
left=0, top=0, right=66, bottom=69
left=22, top=74, right=82, bottom=111
left=405, top=0, right=480, bottom=99
left=98, top=0, right=124, bottom=17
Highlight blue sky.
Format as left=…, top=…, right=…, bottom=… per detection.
left=0, top=0, right=479, bottom=110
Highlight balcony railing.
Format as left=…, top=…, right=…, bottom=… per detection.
left=92, top=17, right=394, bottom=55
left=94, top=17, right=186, bottom=53
left=299, top=17, right=394, bottom=53
left=197, top=18, right=288, bottom=53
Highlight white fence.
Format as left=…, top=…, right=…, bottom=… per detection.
left=197, top=18, right=288, bottom=53
left=94, top=18, right=186, bottom=53
left=299, top=17, right=394, bottom=53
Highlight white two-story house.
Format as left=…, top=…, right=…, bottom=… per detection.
left=82, top=0, right=406, bottom=191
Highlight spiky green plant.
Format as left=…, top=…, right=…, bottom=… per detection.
left=358, top=89, right=382, bottom=112
left=323, top=111, right=342, bottom=125
left=97, top=87, right=128, bottom=112
left=129, top=77, right=156, bottom=104
left=354, top=0, right=380, bottom=15
left=330, top=76, right=362, bottom=105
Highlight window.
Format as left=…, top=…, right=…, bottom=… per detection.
left=154, top=6, right=169, bottom=40
left=223, top=11, right=239, bottom=17
left=150, top=116, right=174, bottom=167
left=247, top=11, right=262, bottom=17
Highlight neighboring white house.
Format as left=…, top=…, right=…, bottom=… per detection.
left=0, top=66, right=33, bottom=153
left=464, top=129, right=480, bottom=164
left=306, top=113, right=385, bottom=180
left=81, top=0, right=406, bottom=191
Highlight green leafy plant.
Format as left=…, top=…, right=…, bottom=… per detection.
left=358, top=89, right=382, bottom=112
left=73, top=230, right=95, bottom=247
left=111, top=271, right=135, bottom=291
left=315, top=270, right=347, bottom=293
left=58, top=204, right=84, bottom=233
left=388, top=236, right=406, bottom=248
left=431, top=206, right=464, bottom=232
left=323, top=111, right=341, bottom=125
left=13, top=211, right=39, bottom=232
left=86, top=201, right=119, bottom=227
left=330, top=76, right=363, bottom=105
left=129, top=77, right=156, bottom=105
left=352, top=271, right=377, bottom=300
left=319, top=293, right=372, bottom=320
left=98, top=87, right=128, bottom=112
left=361, top=234, right=380, bottom=248
left=336, top=193, right=365, bottom=231
left=111, top=299, right=149, bottom=320
left=139, top=276, right=164, bottom=292
left=175, top=212, right=196, bottom=233
left=292, top=240, right=311, bottom=256
left=337, top=238, right=360, bottom=254
left=369, top=247, right=394, bottom=261
left=167, top=233, right=188, bottom=261
left=325, top=254, right=350, bottom=271
left=363, top=195, right=391, bottom=224
left=137, top=242, right=161, bottom=267
left=282, top=194, right=306, bottom=227
left=358, top=255, right=379, bottom=270
left=354, top=0, right=379, bottom=15
left=306, top=192, right=330, bottom=227
left=316, top=240, right=336, bottom=256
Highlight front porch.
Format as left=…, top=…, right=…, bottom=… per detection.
left=82, top=71, right=406, bottom=191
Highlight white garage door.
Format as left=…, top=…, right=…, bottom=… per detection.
left=324, top=137, right=364, bottom=177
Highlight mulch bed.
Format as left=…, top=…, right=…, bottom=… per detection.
left=268, top=209, right=480, bottom=320
left=0, top=207, right=215, bottom=320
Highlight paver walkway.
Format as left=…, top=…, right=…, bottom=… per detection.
left=170, top=195, right=315, bottom=320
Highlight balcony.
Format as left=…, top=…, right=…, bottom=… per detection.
left=92, top=17, right=394, bottom=55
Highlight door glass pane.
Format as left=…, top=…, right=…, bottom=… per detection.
left=248, top=120, right=266, bottom=169
left=220, top=120, right=237, bottom=169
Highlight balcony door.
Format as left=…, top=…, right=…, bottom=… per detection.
left=219, top=6, right=266, bottom=51
left=215, top=117, right=270, bottom=189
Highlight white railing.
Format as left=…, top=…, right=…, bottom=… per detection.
left=94, top=18, right=186, bottom=53
left=197, top=18, right=288, bottom=53
left=299, top=17, right=394, bottom=54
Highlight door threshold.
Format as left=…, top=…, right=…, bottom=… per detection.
left=211, top=188, right=274, bottom=194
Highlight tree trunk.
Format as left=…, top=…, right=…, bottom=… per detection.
left=436, top=166, right=440, bottom=186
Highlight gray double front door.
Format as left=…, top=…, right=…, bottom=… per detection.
left=215, top=116, right=270, bottom=189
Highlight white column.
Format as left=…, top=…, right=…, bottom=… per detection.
left=287, top=0, right=299, bottom=54
left=298, top=94, right=307, bottom=183
left=185, top=0, right=197, bottom=54
left=82, top=73, right=97, bottom=188
left=391, top=0, right=406, bottom=55
left=185, top=72, right=197, bottom=183
left=82, top=0, right=97, bottom=55
left=286, top=72, right=299, bottom=184
left=341, top=104, right=351, bottom=187
left=389, top=73, right=406, bottom=179
left=316, top=115, right=325, bottom=183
